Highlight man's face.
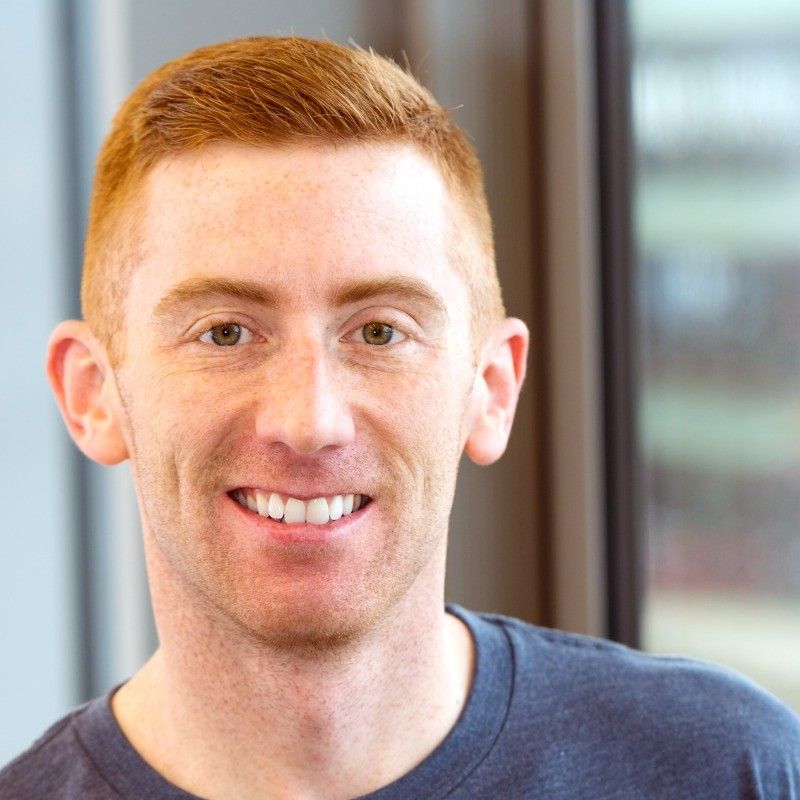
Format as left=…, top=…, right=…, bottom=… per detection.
left=113, top=142, right=482, bottom=647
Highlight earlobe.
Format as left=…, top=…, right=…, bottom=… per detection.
left=46, top=320, right=129, bottom=465
left=464, top=318, right=529, bottom=466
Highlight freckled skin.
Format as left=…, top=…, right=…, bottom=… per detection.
left=114, top=142, right=481, bottom=649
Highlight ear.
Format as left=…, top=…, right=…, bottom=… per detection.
left=464, top=317, right=529, bottom=465
left=46, top=320, right=129, bottom=465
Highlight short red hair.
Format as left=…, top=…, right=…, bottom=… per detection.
left=82, top=36, right=504, bottom=362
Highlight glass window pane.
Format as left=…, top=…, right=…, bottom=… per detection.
left=631, top=0, right=800, bottom=713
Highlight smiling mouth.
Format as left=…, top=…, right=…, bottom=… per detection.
left=231, top=489, right=371, bottom=525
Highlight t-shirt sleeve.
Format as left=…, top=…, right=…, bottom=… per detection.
left=694, top=668, right=800, bottom=799
left=0, top=704, right=119, bottom=800
left=586, top=647, right=800, bottom=797
left=499, top=617, right=800, bottom=799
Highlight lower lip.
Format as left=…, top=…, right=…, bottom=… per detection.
left=226, top=492, right=372, bottom=544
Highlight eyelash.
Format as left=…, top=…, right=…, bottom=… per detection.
left=195, top=317, right=413, bottom=348
left=197, top=322, right=256, bottom=346
left=349, top=322, right=408, bottom=346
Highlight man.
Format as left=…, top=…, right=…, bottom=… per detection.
left=1, top=36, right=798, bottom=800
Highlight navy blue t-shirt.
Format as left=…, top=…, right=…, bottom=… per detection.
left=2, top=605, right=799, bottom=798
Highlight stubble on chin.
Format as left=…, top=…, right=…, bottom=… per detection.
left=119, top=375, right=462, bottom=656
left=136, top=448, right=447, bottom=655
left=145, top=508, right=444, bottom=656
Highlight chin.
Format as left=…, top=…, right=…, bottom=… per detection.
left=228, top=595, right=387, bottom=653
left=150, top=505, right=440, bottom=653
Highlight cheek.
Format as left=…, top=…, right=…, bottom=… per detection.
left=121, top=365, right=242, bottom=478
left=370, top=359, right=471, bottom=480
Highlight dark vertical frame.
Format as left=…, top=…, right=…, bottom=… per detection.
left=57, top=0, right=94, bottom=701
left=528, top=0, right=555, bottom=628
left=594, top=0, right=642, bottom=646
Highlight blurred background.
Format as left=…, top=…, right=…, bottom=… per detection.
left=2, top=0, right=798, bottom=762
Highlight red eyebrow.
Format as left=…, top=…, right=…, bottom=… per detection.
left=152, top=274, right=448, bottom=319
left=152, top=277, right=278, bottom=319
left=330, top=276, right=447, bottom=318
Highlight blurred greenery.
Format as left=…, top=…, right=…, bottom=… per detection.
left=633, top=0, right=800, bottom=710
left=636, top=173, right=800, bottom=257
left=632, top=0, right=800, bottom=46
left=642, top=385, right=800, bottom=473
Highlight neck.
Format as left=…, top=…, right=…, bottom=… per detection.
left=113, top=549, right=474, bottom=800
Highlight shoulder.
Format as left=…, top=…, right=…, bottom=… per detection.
left=0, top=699, right=116, bottom=800
left=489, top=611, right=800, bottom=734
left=474, top=611, right=800, bottom=793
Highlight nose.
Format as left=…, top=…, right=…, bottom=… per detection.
left=253, top=338, right=355, bottom=456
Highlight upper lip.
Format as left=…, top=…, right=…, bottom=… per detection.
left=229, top=486, right=371, bottom=501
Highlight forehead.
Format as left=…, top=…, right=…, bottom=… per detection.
left=131, top=142, right=463, bottom=305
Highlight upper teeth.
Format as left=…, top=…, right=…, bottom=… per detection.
left=235, top=490, right=365, bottom=525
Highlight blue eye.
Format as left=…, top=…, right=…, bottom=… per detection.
left=199, top=323, right=253, bottom=346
